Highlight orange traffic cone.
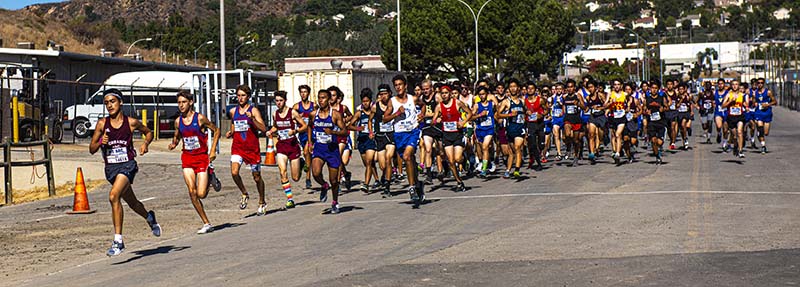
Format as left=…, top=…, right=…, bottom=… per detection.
left=264, top=137, right=277, bottom=166
left=67, top=167, right=96, bottom=214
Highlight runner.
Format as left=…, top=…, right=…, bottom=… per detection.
left=420, top=79, right=444, bottom=185
left=540, top=85, right=553, bottom=164
left=644, top=81, right=667, bottom=165
left=328, top=86, right=354, bottom=192
left=226, top=85, right=269, bottom=215
left=168, top=90, right=221, bottom=234
left=432, top=85, right=472, bottom=192
left=369, top=84, right=397, bottom=197
left=458, top=82, right=477, bottom=176
left=745, top=81, right=758, bottom=148
left=493, top=83, right=512, bottom=169
left=347, top=88, right=379, bottom=192
left=696, top=81, right=715, bottom=143
left=383, top=74, right=425, bottom=208
left=308, top=89, right=349, bottom=214
left=472, top=86, right=497, bottom=177
left=585, top=80, right=606, bottom=164
left=549, top=83, right=566, bottom=161
left=524, top=82, right=546, bottom=170
left=663, top=80, right=680, bottom=150
left=713, top=79, right=730, bottom=152
left=753, top=78, right=777, bottom=154
left=496, top=79, right=526, bottom=178
left=562, top=79, right=586, bottom=167
left=89, top=89, right=160, bottom=256
left=265, top=91, right=308, bottom=209
left=606, top=79, right=628, bottom=165
left=622, top=90, right=641, bottom=164
left=292, top=85, right=315, bottom=190
left=676, top=82, right=693, bottom=150
left=722, top=80, right=748, bottom=158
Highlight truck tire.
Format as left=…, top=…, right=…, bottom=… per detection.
left=74, top=118, right=91, bottom=138
left=52, top=122, right=64, bottom=143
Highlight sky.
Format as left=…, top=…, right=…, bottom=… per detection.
left=0, top=0, right=65, bottom=10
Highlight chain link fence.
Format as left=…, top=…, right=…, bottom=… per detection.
left=768, top=82, right=799, bottom=111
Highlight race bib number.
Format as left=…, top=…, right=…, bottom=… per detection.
left=650, top=112, right=661, bottom=121
left=613, top=109, right=625, bottom=119
left=379, top=122, right=393, bottom=132
left=729, top=107, right=742, bottom=116
left=183, top=136, right=201, bottom=150
left=480, top=117, right=492, bottom=127
left=678, top=104, right=689, bottom=113
left=527, top=113, right=538, bottom=121
left=234, top=120, right=249, bottom=132
left=591, top=108, right=602, bottom=114
left=277, top=129, right=292, bottom=140
left=398, top=120, right=414, bottom=132
left=747, top=107, right=756, bottom=112
left=443, top=121, right=458, bottom=132
left=717, top=105, right=727, bottom=112
left=552, top=108, right=563, bottom=118
left=515, top=114, right=525, bottom=124
left=566, top=105, right=577, bottom=115
left=669, top=103, right=676, bottom=110
left=626, top=112, right=634, bottom=121
left=315, top=131, right=332, bottom=144
left=107, top=147, right=129, bottom=164
left=703, top=103, right=712, bottom=110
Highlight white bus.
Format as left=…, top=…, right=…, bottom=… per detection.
left=63, top=71, right=198, bottom=138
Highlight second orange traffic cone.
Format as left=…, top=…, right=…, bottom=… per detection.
left=67, top=167, right=96, bottom=214
left=264, top=137, right=277, bottom=166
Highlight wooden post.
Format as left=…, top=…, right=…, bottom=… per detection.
left=44, top=140, right=55, bottom=197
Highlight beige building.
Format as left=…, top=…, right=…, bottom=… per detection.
left=284, top=55, right=386, bottom=72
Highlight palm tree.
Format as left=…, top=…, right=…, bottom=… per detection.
left=696, top=48, right=718, bottom=76
left=574, top=54, right=586, bottom=75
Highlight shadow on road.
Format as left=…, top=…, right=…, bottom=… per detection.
left=111, top=245, right=191, bottom=265
left=720, top=159, right=745, bottom=165
left=321, top=205, right=364, bottom=214
left=213, top=222, right=247, bottom=232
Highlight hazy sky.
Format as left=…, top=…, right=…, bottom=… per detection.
left=0, top=0, right=65, bottom=10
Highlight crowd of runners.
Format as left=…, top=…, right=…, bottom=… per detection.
left=90, top=73, right=778, bottom=256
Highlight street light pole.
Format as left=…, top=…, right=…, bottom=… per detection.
left=396, top=0, right=401, bottom=72
left=448, top=0, right=495, bottom=86
left=234, top=40, right=254, bottom=69
left=126, top=38, right=153, bottom=55
left=621, top=27, right=646, bottom=83
left=194, top=40, right=214, bottom=65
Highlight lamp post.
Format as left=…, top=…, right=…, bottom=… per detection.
left=396, top=0, right=401, bottom=72
left=194, top=40, right=214, bottom=65
left=126, top=38, right=153, bottom=55
left=445, top=0, right=495, bottom=86
left=620, top=26, right=646, bottom=83
left=234, top=40, right=254, bottom=69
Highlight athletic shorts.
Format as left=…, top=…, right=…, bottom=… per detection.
left=475, top=128, right=494, bottom=143
left=647, top=123, right=666, bottom=139
left=340, top=136, right=353, bottom=151
left=442, top=131, right=465, bottom=147
left=608, top=116, right=626, bottom=127
left=544, top=120, right=553, bottom=134
left=589, top=114, right=607, bottom=128
left=276, top=139, right=302, bottom=161
left=312, top=143, right=342, bottom=169
left=755, top=109, right=773, bottom=123
left=298, top=133, right=309, bottom=148
left=727, top=115, right=745, bottom=127
left=497, top=127, right=509, bottom=145
left=665, top=111, right=679, bottom=122
left=422, top=125, right=443, bottom=139
left=356, top=135, right=377, bottom=154
left=581, top=113, right=590, bottom=124
left=552, top=117, right=565, bottom=128
left=700, top=113, right=714, bottom=123
left=465, top=127, right=475, bottom=139
left=624, top=120, right=639, bottom=137
left=505, top=127, right=525, bottom=142
left=678, top=112, right=692, bottom=122
left=714, top=111, right=728, bottom=121
left=564, top=121, right=583, bottom=132
left=375, top=133, right=395, bottom=152
left=395, top=129, right=420, bottom=154
left=105, top=160, right=138, bottom=185
left=745, top=111, right=755, bottom=122
left=231, top=154, right=261, bottom=172
left=181, top=153, right=209, bottom=174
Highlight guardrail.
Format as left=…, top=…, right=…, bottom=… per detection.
left=1, top=140, right=55, bottom=205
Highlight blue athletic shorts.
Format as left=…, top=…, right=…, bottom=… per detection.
left=312, top=143, right=341, bottom=169
left=356, top=135, right=376, bottom=153
left=394, top=129, right=420, bottom=155
left=544, top=120, right=553, bottom=134
left=754, top=109, right=773, bottom=123
left=552, top=117, right=565, bottom=128
left=105, top=160, right=138, bottom=185
left=475, top=128, right=494, bottom=143
left=298, top=133, right=309, bottom=148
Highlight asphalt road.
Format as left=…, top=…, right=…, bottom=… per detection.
left=3, top=107, right=800, bottom=287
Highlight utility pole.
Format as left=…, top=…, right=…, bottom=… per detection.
left=396, top=0, right=401, bottom=72
left=219, top=0, right=226, bottom=127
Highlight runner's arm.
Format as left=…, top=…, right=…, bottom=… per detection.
left=329, top=111, right=349, bottom=137
left=89, top=118, right=106, bottom=154
left=250, top=107, right=268, bottom=133
left=130, top=117, right=153, bottom=155
left=292, top=110, right=308, bottom=134
left=168, top=119, right=181, bottom=150
left=199, top=114, right=220, bottom=161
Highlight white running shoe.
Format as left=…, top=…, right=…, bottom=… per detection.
left=257, top=204, right=267, bottom=216
left=197, top=224, right=214, bottom=234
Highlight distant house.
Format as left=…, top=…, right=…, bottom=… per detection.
left=332, top=14, right=345, bottom=24
left=585, top=1, right=600, bottom=13
left=773, top=8, right=792, bottom=20
left=632, top=17, right=657, bottom=29
left=270, top=34, right=288, bottom=47
left=676, top=14, right=701, bottom=28
left=358, top=5, right=377, bottom=17
left=715, top=0, right=743, bottom=8
left=590, top=19, right=612, bottom=32
left=383, top=11, right=397, bottom=20
left=640, top=9, right=653, bottom=18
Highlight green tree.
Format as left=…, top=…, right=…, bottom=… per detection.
left=653, top=0, right=692, bottom=19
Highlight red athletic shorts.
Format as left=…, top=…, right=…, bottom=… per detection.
left=181, top=152, right=209, bottom=174
left=276, top=139, right=302, bottom=160
left=565, top=121, right=583, bottom=131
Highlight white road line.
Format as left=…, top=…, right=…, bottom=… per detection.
left=34, top=214, right=67, bottom=221
left=140, top=197, right=156, bottom=202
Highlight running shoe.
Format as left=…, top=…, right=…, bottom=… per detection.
left=627, top=156, right=634, bottom=164
left=239, top=194, right=249, bottom=210
left=330, top=202, right=340, bottom=214
left=146, top=211, right=161, bottom=237
left=722, top=145, right=729, bottom=153
left=424, top=173, right=434, bottom=185
left=669, top=144, right=676, bottom=150
left=409, top=187, right=420, bottom=208
left=555, top=154, right=563, bottom=161
left=738, top=152, right=745, bottom=159
left=285, top=200, right=296, bottom=209
left=750, top=138, right=757, bottom=149
left=208, top=165, right=221, bottom=192
left=541, top=156, right=548, bottom=163
left=257, top=203, right=267, bottom=216
left=382, top=182, right=392, bottom=198
left=360, top=184, right=369, bottom=193
left=706, top=137, right=711, bottom=144
left=305, top=179, right=312, bottom=189
left=320, top=183, right=329, bottom=202
left=416, top=182, right=426, bottom=202
left=683, top=141, right=689, bottom=150
left=512, top=171, right=521, bottom=178
left=503, top=171, right=511, bottom=179
left=479, top=170, right=487, bottom=178
left=761, top=146, right=767, bottom=154
left=716, top=133, right=721, bottom=144
left=489, top=162, right=497, bottom=172
left=106, top=240, right=125, bottom=257
left=197, top=224, right=214, bottom=234
left=588, top=153, right=596, bottom=165
left=456, top=182, right=466, bottom=192
left=344, top=171, right=352, bottom=192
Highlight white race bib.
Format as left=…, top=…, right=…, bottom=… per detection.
left=669, top=103, right=676, bottom=110
left=527, top=113, right=538, bottom=121
left=703, top=103, right=712, bottom=110
left=591, top=108, right=602, bottom=114
left=107, top=147, right=129, bottom=164
left=443, top=121, right=458, bottom=132
left=566, top=105, right=577, bottom=115
left=717, top=105, right=727, bottom=112
left=379, top=122, right=393, bottom=132
left=626, top=112, right=634, bottom=121
left=277, top=129, right=292, bottom=140
left=234, top=120, right=249, bottom=132
left=515, top=114, right=525, bottom=124
left=747, top=106, right=756, bottom=112
left=315, top=131, right=332, bottom=144
left=480, top=117, right=492, bottom=127
left=613, top=109, right=625, bottom=119
left=678, top=104, right=689, bottom=112
left=183, top=136, right=201, bottom=150
left=552, top=108, right=563, bottom=118
left=650, top=112, right=661, bottom=121
left=730, top=107, right=742, bottom=115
